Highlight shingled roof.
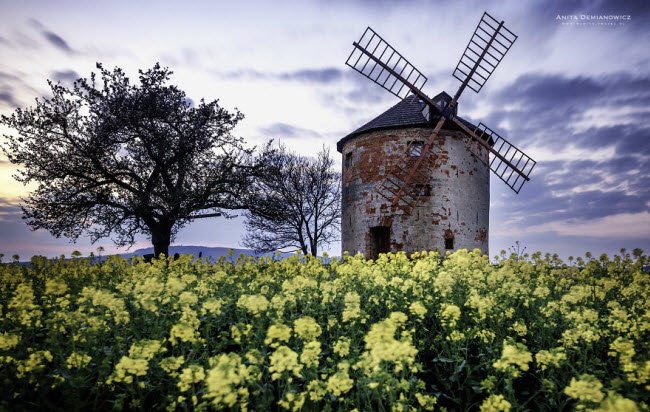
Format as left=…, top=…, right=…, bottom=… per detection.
left=336, top=92, right=477, bottom=153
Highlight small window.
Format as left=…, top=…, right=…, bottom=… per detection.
left=437, top=99, right=447, bottom=108
left=415, top=184, right=431, bottom=197
left=409, top=141, right=424, bottom=157
left=445, top=238, right=454, bottom=250
left=345, top=152, right=353, bottom=168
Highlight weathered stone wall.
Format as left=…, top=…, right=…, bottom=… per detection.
left=341, top=127, right=490, bottom=257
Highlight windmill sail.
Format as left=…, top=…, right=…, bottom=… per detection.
left=470, top=123, right=536, bottom=193
left=346, top=27, right=427, bottom=101
left=452, top=12, right=517, bottom=93
left=344, top=13, right=535, bottom=206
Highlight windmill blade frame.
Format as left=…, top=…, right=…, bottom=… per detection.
left=470, top=123, right=536, bottom=193
left=452, top=12, right=517, bottom=94
left=346, top=27, right=427, bottom=101
left=344, top=14, right=535, bottom=195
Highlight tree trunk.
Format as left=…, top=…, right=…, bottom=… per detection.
left=151, top=223, right=172, bottom=257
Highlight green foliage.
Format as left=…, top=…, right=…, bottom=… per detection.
left=0, top=249, right=648, bottom=410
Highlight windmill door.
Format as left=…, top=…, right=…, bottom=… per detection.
left=369, top=226, right=391, bottom=260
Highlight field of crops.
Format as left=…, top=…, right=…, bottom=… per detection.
left=0, top=249, right=648, bottom=411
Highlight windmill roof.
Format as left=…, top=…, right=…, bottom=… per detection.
left=336, top=93, right=477, bottom=153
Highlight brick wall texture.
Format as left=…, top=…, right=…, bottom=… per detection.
left=341, top=127, right=490, bottom=257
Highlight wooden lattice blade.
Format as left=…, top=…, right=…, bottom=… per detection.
left=346, top=27, right=427, bottom=101
left=463, top=122, right=536, bottom=193
left=453, top=12, right=517, bottom=93
left=376, top=122, right=445, bottom=212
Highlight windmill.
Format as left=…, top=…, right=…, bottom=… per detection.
left=344, top=12, right=536, bottom=220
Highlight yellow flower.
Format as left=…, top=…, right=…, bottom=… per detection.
left=588, top=392, right=639, bottom=412
left=447, top=330, right=465, bottom=342
left=0, top=332, right=20, bottom=351
left=66, top=352, right=92, bottom=369
left=84, top=287, right=130, bottom=324
left=178, top=364, right=205, bottom=392
left=535, top=347, right=566, bottom=371
left=269, top=345, right=302, bottom=380
left=294, top=317, right=322, bottom=341
left=440, top=304, right=461, bottom=328
left=511, top=322, right=527, bottom=337
left=342, top=292, right=361, bottom=323
left=109, top=356, right=148, bottom=384
left=415, top=393, right=437, bottom=410
left=300, top=341, right=321, bottom=368
left=178, top=291, right=198, bottom=307
left=129, top=339, right=165, bottom=360
left=278, top=391, right=307, bottom=411
left=16, top=350, right=53, bottom=379
left=237, top=294, right=269, bottom=316
left=480, top=394, right=511, bottom=412
left=166, top=277, right=186, bottom=295
left=45, top=279, right=68, bottom=296
left=265, top=323, right=292, bottom=348
left=532, top=285, right=550, bottom=299
left=204, top=353, right=250, bottom=408
left=170, top=322, right=200, bottom=345
left=389, top=311, right=408, bottom=327
left=409, top=301, right=427, bottom=320
left=326, top=361, right=354, bottom=396
left=564, top=374, right=604, bottom=403
left=493, top=340, right=532, bottom=377
left=231, top=324, right=243, bottom=344
left=333, top=337, right=351, bottom=357
left=160, top=356, right=185, bottom=376
left=244, top=349, right=263, bottom=365
left=307, top=380, right=328, bottom=401
left=8, top=283, right=42, bottom=328
left=356, top=314, right=418, bottom=376
left=201, top=298, right=224, bottom=316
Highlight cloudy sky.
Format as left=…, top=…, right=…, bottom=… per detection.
left=0, top=0, right=648, bottom=260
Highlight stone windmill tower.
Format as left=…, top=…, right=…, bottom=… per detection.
left=339, top=13, right=536, bottom=259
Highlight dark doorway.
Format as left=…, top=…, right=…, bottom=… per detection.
left=369, top=226, right=391, bottom=260
left=445, top=238, right=454, bottom=250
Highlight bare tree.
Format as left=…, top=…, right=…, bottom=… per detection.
left=243, top=144, right=341, bottom=256
left=1, top=63, right=258, bottom=257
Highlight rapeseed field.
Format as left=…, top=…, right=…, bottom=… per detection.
left=0, top=249, right=648, bottom=411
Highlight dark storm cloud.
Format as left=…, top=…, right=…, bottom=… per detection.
left=596, top=0, right=650, bottom=19
left=51, top=69, right=79, bottom=84
left=0, top=70, right=42, bottom=108
left=0, top=91, right=20, bottom=108
left=343, top=79, right=393, bottom=104
left=259, top=123, right=320, bottom=139
left=485, top=72, right=650, bottom=153
left=498, top=74, right=604, bottom=107
left=219, top=67, right=350, bottom=85
left=42, top=30, right=73, bottom=53
left=497, top=176, right=648, bottom=230
left=484, top=69, right=650, bottom=231
left=278, top=68, right=344, bottom=83
left=496, top=158, right=650, bottom=225
left=0, top=199, right=22, bottom=224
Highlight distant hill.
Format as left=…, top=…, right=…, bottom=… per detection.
left=14, top=246, right=297, bottom=265
left=123, top=245, right=296, bottom=261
